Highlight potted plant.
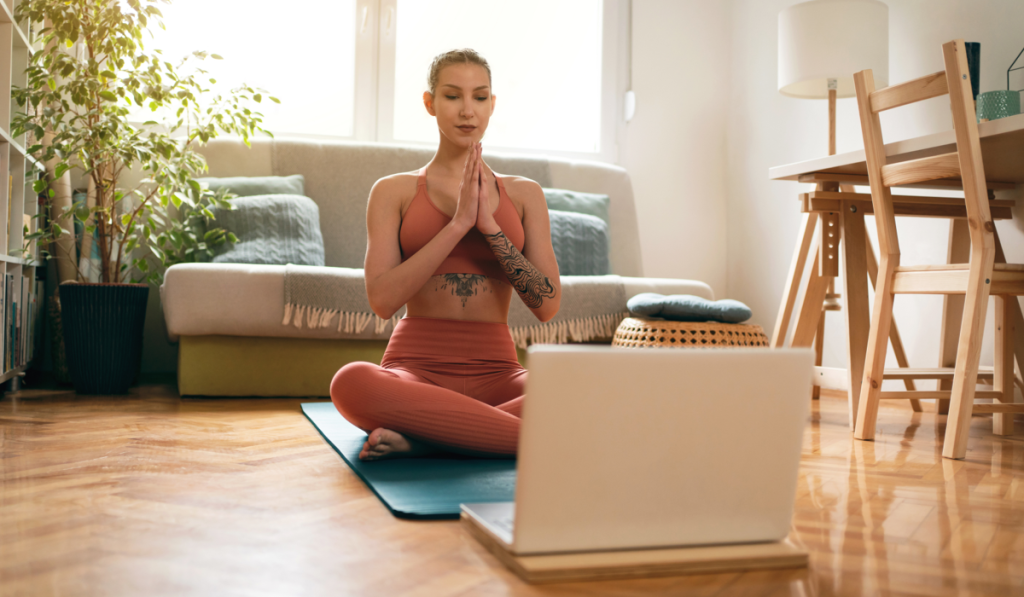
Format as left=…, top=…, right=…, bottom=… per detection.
left=13, top=0, right=275, bottom=394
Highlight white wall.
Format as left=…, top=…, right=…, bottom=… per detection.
left=624, top=0, right=731, bottom=296
left=725, top=0, right=1024, bottom=377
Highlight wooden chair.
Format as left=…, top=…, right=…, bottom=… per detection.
left=852, top=39, right=1024, bottom=460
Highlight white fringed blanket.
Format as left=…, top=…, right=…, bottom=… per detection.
left=281, top=264, right=627, bottom=347
left=505, top=275, right=627, bottom=348
left=281, top=265, right=403, bottom=335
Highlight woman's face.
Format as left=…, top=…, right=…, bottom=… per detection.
left=424, top=63, right=496, bottom=149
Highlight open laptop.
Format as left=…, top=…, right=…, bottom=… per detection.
left=461, top=345, right=814, bottom=556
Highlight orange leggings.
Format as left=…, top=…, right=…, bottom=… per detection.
left=330, top=317, right=527, bottom=455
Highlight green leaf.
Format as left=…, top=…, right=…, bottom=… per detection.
left=270, top=96, right=280, bottom=104
left=99, top=91, right=118, bottom=102
left=47, top=78, right=56, bottom=91
left=211, top=54, right=223, bottom=60
left=54, top=163, right=70, bottom=179
left=32, top=180, right=47, bottom=194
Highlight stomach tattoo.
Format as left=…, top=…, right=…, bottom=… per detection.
left=437, top=274, right=493, bottom=307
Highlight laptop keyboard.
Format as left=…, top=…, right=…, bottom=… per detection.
left=494, top=514, right=515, bottom=533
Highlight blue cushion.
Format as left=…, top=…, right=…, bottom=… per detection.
left=548, top=209, right=610, bottom=276
left=210, top=194, right=325, bottom=266
left=627, top=293, right=752, bottom=324
left=543, top=188, right=610, bottom=225
left=198, top=174, right=305, bottom=198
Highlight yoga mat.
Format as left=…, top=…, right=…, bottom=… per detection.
left=301, top=402, right=516, bottom=519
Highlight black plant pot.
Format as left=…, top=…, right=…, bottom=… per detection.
left=59, top=283, right=149, bottom=395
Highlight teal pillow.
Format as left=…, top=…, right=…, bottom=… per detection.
left=197, top=174, right=305, bottom=198
left=548, top=209, right=610, bottom=275
left=543, top=188, right=610, bottom=226
left=210, top=194, right=325, bottom=266
left=627, top=293, right=752, bottom=324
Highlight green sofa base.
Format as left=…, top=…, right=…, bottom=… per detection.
left=177, top=335, right=531, bottom=397
left=178, top=335, right=390, bottom=397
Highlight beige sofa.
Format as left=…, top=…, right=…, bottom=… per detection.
left=160, top=139, right=714, bottom=396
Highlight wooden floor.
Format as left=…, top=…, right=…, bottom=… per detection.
left=1, top=384, right=1023, bottom=596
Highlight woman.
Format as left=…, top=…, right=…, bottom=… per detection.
left=330, top=49, right=561, bottom=460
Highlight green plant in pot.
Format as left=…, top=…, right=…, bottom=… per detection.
left=13, top=0, right=275, bottom=394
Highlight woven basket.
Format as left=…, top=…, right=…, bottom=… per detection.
left=612, top=317, right=769, bottom=349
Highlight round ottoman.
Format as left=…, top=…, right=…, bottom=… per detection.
left=612, top=317, right=769, bottom=349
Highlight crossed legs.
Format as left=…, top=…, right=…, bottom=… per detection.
left=331, top=361, right=526, bottom=459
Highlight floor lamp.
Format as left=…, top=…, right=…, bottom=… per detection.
left=775, top=0, right=890, bottom=407
left=778, top=0, right=889, bottom=157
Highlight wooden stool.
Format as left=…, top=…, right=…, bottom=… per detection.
left=612, top=317, right=769, bottom=349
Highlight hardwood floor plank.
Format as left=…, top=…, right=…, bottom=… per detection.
left=2, top=386, right=1023, bottom=596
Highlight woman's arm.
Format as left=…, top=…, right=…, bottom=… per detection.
left=474, top=162, right=561, bottom=322
left=364, top=150, right=483, bottom=319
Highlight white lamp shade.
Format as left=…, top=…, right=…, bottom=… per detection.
left=778, top=0, right=889, bottom=99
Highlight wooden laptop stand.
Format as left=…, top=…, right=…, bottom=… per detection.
left=461, top=513, right=808, bottom=584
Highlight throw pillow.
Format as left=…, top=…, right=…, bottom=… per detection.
left=197, top=174, right=305, bottom=198
left=543, top=188, right=611, bottom=226
left=211, top=194, right=325, bottom=266
left=627, top=293, right=753, bottom=323
left=548, top=209, right=610, bottom=276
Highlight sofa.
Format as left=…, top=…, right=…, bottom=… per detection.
left=160, top=139, right=714, bottom=396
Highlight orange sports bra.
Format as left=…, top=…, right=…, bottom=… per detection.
left=400, top=167, right=526, bottom=281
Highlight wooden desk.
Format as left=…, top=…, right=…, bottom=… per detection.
left=769, top=113, right=1024, bottom=427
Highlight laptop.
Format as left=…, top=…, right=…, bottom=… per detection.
left=461, top=344, right=814, bottom=556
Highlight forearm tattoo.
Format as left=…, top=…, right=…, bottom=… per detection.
left=436, top=274, right=491, bottom=307
left=484, top=231, right=556, bottom=309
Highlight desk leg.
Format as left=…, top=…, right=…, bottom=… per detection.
left=841, top=208, right=870, bottom=429
left=792, top=250, right=829, bottom=348
left=773, top=212, right=820, bottom=348
left=993, top=229, right=1022, bottom=435
left=938, top=219, right=970, bottom=414
left=813, top=307, right=825, bottom=399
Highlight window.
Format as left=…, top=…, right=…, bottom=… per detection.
left=391, top=0, right=604, bottom=154
left=139, top=0, right=623, bottom=161
left=141, top=0, right=357, bottom=138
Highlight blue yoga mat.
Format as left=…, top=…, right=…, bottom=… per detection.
left=301, top=402, right=517, bottom=519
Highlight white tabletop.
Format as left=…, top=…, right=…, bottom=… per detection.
left=769, top=112, right=1024, bottom=184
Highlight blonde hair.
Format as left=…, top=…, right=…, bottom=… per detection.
left=427, top=48, right=492, bottom=95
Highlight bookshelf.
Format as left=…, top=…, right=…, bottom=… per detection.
left=0, top=0, right=44, bottom=388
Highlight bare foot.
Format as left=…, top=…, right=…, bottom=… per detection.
left=359, top=428, right=439, bottom=461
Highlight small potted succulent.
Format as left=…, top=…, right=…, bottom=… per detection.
left=13, top=0, right=276, bottom=394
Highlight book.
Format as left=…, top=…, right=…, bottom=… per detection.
left=0, top=274, right=5, bottom=373
left=5, top=274, right=12, bottom=371
left=19, top=274, right=27, bottom=367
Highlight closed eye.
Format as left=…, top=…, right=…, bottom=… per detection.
left=445, top=95, right=458, bottom=100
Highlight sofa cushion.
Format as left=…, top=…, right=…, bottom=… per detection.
left=211, top=194, right=326, bottom=266
left=194, top=139, right=644, bottom=276
left=198, top=174, right=305, bottom=197
left=161, top=264, right=715, bottom=342
left=543, top=188, right=610, bottom=225
left=549, top=209, right=610, bottom=276
left=161, top=263, right=398, bottom=342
